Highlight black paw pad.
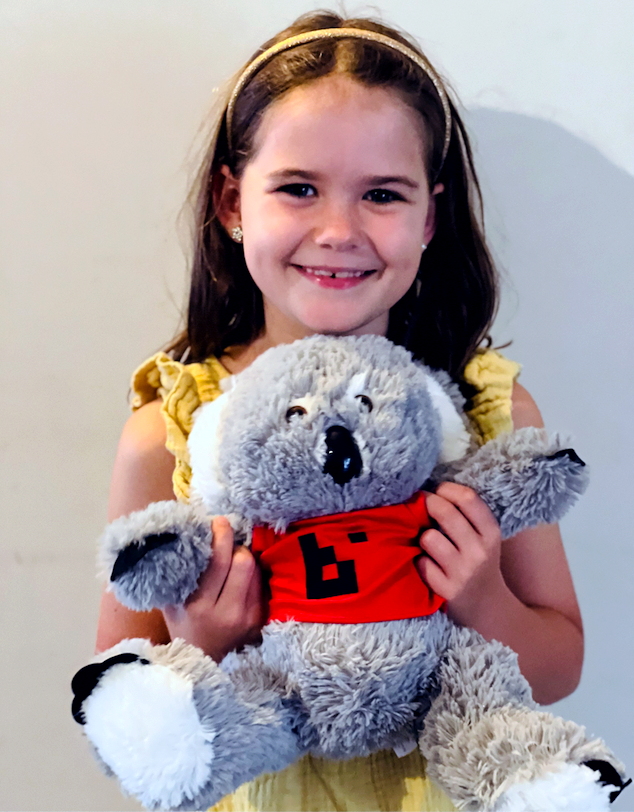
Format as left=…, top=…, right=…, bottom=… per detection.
left=583, top=759, right=632, bottom=803
left=549, top=448, right=586, bottom=466
left=71, top=653, right=149, bottom=724
left=110, top=532, right=179, bottom=582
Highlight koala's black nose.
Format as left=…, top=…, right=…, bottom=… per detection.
left=323, top=425, right=362, bottom=485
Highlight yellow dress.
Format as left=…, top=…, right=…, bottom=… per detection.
left=130, top=348, right=521, bottom=812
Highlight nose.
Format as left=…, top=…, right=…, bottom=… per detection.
left=323, top=426, right=362, bottom=485
left=314, top=200, right=361, bottom=250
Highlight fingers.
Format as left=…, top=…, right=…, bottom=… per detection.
left=218, top=545, right=258, bottom=609
left=200, top=517, right=263, bottom=615
left=185, top=517, right=253, bottom=608
left=161, top=517, right=265, bottom=661
left=415, top=543, right=452, bottom=597
left=426, top=483, right=500, bottom=551
left=417, top=528, right=460, bottom=575
left=191, top=516, right=235, bottom=602
left=417, top=485, right=503, bottom=605
left=241, top=560, right=266, bottom=646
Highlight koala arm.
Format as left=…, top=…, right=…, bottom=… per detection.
left=96, top=401, right=265, bottom=663
left=423, top=384, right=584, bottom=704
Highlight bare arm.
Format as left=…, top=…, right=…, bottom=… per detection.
left=96, top=399, right=175, bottom=653
left=418, top=382, right=584, bottom=705
left=494, top=382, right=583, bottom=702
left=96, top=399, right=265, bottom=660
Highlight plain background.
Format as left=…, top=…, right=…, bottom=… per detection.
left=1, top=1, right=632, bottom=809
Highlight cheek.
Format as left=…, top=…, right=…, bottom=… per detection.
left=376, top=218, right=424, bottom=272
left=243, top=202, right=303, bottom=256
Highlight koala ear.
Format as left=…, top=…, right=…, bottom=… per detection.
left=345, top=371, right=368, bottom=400
left=188, top=393, right=230, bottom=508
left=425, top=376, right=471, bottom=463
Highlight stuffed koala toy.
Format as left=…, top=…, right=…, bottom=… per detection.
left=72, top=335, right=627, bottom=811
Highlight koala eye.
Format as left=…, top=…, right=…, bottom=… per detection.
left=355, top=394, right=373, bottom=413
left=285, top=405, right=308, bottom=422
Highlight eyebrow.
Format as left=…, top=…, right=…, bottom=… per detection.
left=266, top=169, right=420, bottom=189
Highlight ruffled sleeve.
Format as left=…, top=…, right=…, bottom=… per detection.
left=463, top=349, right=522, bottom=443
left=130, top=353, right=230, bottom=502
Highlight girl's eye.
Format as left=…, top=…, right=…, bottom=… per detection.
left=278, top=184, right=316, bottom=198
left=355, top=394, right=373, bottom=412
left=364, top=188, right=405, bottom=204
left=286, top=405, right=308, bottom=422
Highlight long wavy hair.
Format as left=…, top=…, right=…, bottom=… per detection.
left=166, top=10, right=499, bottom=381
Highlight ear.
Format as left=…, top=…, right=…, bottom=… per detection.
left=425, top=373, right=471, bottom=463
left=423, top=182, right=444, bottom=245
left=188, top=393, right=231, bottom=508
left=213, top=164, right=242, bottom=235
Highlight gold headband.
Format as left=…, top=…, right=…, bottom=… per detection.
left=226, top=27, right=452, bottom=172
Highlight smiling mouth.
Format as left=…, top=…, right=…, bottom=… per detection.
left=294, top=265, right=376, bottom=279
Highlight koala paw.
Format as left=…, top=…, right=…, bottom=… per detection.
left=450, top=428, right=590, bottom=539
left=547, top=447, right=585, bottom=466
left=99, top=501, right=212, bottom=610
left=72, top=646, right=216, bottom=810
left=493, top=762, right=615, bottom=811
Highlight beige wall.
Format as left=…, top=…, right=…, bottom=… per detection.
left=1, top=2, right=632, bottom=809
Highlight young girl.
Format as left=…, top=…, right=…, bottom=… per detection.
left=97, top=10, right=584, bottom=811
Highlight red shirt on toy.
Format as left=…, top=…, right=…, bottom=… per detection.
left=252, top=491, right=444, bottom=624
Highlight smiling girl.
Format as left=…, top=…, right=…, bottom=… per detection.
left=97, top=11, right=584, bottom=811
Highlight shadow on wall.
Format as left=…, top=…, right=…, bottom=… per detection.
left=467, top=108, right=634, bottom=809
left=468, top=108, right=634, bottom=410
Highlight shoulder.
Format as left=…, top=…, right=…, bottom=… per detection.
left=108, top=400, right=176, bottom=520
left=511, top=382, right=545, bottom=429
left=121, top=398, right=167, bottom=448
left=462, top=348, right=521, bottom=442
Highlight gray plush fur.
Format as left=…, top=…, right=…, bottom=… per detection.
left=100, top=501, right=212, bottom=610
left=74, top=335, right=624, bottom=811
left=436, top=427, right=590, bottom=539
left=205, top=335, right=443, bottom=532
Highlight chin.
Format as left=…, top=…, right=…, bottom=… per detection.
left=298, top=310, right=388, bottom=338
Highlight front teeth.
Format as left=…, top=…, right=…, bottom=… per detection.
left=302, top=267, right=368, bottom=279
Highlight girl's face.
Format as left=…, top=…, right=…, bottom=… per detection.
left=221, top=75, right=441, bottom=343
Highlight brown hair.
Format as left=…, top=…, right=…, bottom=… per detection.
left=167, top=10, right=499, bottom=380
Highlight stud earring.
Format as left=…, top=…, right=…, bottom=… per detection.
left=421, top=243, right=427, bottom=252
left=231, top=225, right=243, bottom=243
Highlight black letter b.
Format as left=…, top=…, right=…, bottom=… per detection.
left=298, top=533, right=358, bottom=599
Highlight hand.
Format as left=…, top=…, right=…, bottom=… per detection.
left=163, top=517, right=266, bottom=662
left=416, top=482, right=506, bottom=627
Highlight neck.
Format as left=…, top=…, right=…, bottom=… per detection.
left=221, top=304, right=390, bottom=374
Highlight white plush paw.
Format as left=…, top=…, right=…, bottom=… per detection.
left=493, top=763, right=612, bottom=811
left=81, top=656, right=215, bottom=809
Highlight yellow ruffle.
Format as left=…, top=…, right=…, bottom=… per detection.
left=130, top=352, right=230, bottom=502
left=129, top=346, right=520, bottom=812
left=463, top=349, right=521, bottom=443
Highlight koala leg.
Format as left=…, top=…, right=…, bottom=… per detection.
left=262, top=616, right=450, bottom=759
left=72, top=637, right=304, bottom=811
left=419, top=625, right=627, bottom=811
left=99, top=501, right=213, bottom=610
left=444, top=427, right=589, bottom=539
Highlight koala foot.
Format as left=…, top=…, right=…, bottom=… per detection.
left=419, top=626, right=626, bottom=811
left=583, top=760, right=632, bottom=803
left=99, top=501, right=212, bottom=610
left=72, top=642, right=218, bottom=810
left=492, top=761, right=626, bottom=811
left=72, top=639, right=304, bottom=810
left=71, top=652, right=149, bottom=724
